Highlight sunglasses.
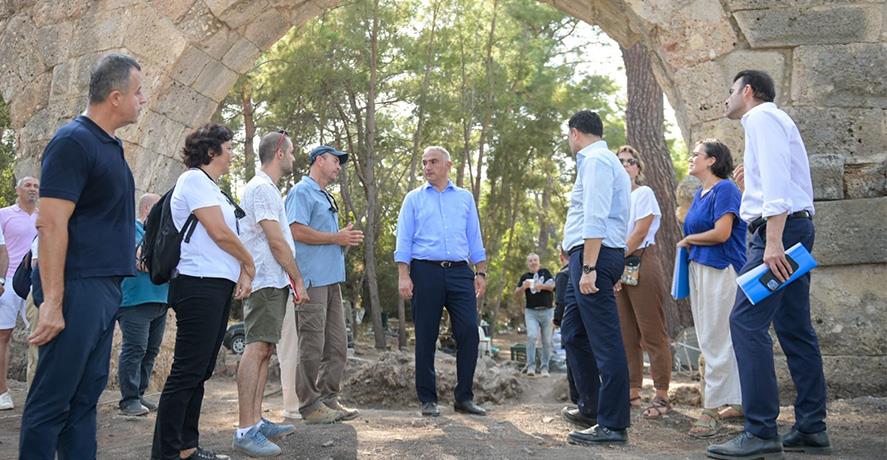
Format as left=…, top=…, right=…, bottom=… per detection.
left=321, top=189, right=339, bottom=214
left=619, top=158, right=638, bottom=166
left=274, top=130, right=289, bottom=155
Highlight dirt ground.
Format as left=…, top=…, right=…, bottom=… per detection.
left=1, top=334, right=885, bottom=459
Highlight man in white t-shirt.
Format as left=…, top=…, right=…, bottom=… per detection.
left=233, top=131, right=309, bottom=457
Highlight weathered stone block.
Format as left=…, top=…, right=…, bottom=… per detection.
left=808, top=264, right=887, bottom=356
left=0, top=15, right=46, bottom=100
left=34, top=21, right=73, bottom=67
left=792, top=43, right=887, bottom=108
left=673, top=50, right=786, bottom=127
left=243, top=7, right=292, bottom=50
left=788, top=107, right=886, bottom=164
left=727, top=0, right=850, bottom=10
left=692, top=117, right=746, bottom=158
left=122, top=6, right=187, bottom=73
left=813, top=197, right=887, bottom=266
left=734, top=5, right=881, bottom=47
left=808, top=154, right=844, bottom=201
left=627, top=0, right=737, bottom=69
left=31, top=0, right=89, bottom=28
left=844, top=162, right=887, bottom=199
left=193, top=59, right=240, bottom=102
left=222, top=35, right=260, bottom=74
left=170, top=46, right=214, bottom=87
left=152, top=0, right=197, bottom=23
left=216, top=0, right=271, bottom=30
left=176, top=0, right=226, bottom=44
left=70, top=9, right=126, bottom=57
left=153, top=80, right=218, bottom=127
left=9, top=71, right=50, bottom=127
left=775, top=355, right=887, bottom=400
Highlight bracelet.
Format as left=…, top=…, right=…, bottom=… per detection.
left=475, top=271, right=486, bottom=278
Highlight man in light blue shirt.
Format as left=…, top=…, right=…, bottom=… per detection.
left=284, top=145, right=364, bottom=424
left=395, top=146, right=488, bottom=417
left=559, top=110, right=632, bottom=446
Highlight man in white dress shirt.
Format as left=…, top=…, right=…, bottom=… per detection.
left=706, top=70, right=829, bottom=460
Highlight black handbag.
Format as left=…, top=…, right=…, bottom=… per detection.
left=12, top=250, right=33, bottom=299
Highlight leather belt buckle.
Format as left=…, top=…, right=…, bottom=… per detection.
left=440, top=261, right=453, bottom=268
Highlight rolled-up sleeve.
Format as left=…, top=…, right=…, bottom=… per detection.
left=394, top=192, right=416, bottom=264
left=582, top=156, right=614, bottom=239
left=749, top=112, right=793, bottom=218
left=465, top=192, right=486, bottom=264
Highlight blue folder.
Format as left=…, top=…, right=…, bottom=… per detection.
left=671, top=246, right=689, bottom=300
left=736, top=242, right=817, bottom=305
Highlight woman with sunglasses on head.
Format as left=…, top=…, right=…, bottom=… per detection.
left=614, top=145, right=673, bottom=420
left=679, top=139, right=746, bottom=438
left=151, top=123, right=254, bottom=460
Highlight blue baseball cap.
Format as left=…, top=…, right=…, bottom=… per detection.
left=308, top=145, right=349, bottom=165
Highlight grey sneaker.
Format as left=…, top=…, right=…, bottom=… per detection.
left=258, top=417, right=295, bottom=441
left=0, top=391, right=13, bottom=410
left=540, top=368, right=550, bottom=377
left=232, top=425, right=281, bottom=457
left=119, top=399, right=149, bottom=416
left=527, top=367, right=536, bottom=377
left=140, top=396, right=158, bottom=412
left=325, top=400, right=360, bottom=421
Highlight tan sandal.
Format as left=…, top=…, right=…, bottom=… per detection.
left=629, top=396, right=642, bottom=408
left=643, top=397, right=671, bottom=419
left=689, top=409, right=721, bottom=438
left=719, top=404, right=744, bottom=420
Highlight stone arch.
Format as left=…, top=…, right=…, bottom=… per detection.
left=1, top=0, right=885, bottom=396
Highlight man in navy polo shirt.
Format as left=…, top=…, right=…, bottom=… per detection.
left=20, top=53, right=145, bottom=459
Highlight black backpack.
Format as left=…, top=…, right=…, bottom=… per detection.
left=139, top=187, right=198, bottom=285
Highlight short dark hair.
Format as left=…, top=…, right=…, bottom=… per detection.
left=182, top=123, right=234, bottom=168
left=568, top=110, right=603, bottom=137
left=733, top=70, right=775, bottom=103
left=258, top=131, right=291, bottom=165
left=88, top=54, right=141, bottom=104
left=696, top=139, right=734, bottom=179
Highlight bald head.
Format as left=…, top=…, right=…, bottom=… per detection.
left=138, top=193, right=161, bottom=221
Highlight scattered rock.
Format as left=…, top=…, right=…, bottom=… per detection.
left=321, top=440, right=334, bottom=448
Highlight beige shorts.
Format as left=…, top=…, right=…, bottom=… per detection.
left=243, top=286, right=289, bottom=344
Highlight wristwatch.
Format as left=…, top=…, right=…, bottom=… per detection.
left=0, top=278, right=5, bottom=286
left=582, top=265, right=596, bottom=274
left=475, top=271, right=487, bottom=278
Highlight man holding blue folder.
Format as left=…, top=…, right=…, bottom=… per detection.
left=706, top=70, right=830, bottom=460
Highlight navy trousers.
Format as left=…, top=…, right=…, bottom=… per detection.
left=19, top=277, right=122, bottom=460
left=410, top=260, right=479, bottom=404
left=117, top=302, right=167, bottom=406
left=730, top=217, right=826, bottom=439
left=561, top=246, right=630, bottom=430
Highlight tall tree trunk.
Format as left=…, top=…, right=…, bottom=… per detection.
left=365, top=0, right=386, bottom=350
left=537, top=172, right=553, bottom=260
left=621, top=42, right=691, bottom=336
left=473, top=0, right=499, bottom=202
left=241, top=82, right=256, bottom=182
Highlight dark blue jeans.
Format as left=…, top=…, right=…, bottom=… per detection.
left=561, top=246, right=631, bottom=430
left=19, top=276, right=122, bottom=460
left=730, top=217, right=826, bottom=439
left=117, top=302, right=167, bottom=406
left=410, top=261, right=479, bottom=404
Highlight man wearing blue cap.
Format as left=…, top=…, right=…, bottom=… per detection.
left=284, top=145, right=364, bottom=425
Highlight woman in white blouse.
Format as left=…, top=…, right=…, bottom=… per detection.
left=614, top=145, right=673, bottom=419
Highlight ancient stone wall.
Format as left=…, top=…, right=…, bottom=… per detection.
left=1, top=0, right=884, bottom=397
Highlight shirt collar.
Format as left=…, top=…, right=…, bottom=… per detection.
left=255, top=170, right=275, bottom=185
left=76, top=115, right=123, bottom=146
left=741, top=101, right=776, bottom=122
left=300, top=175, right=322, bottom=191
left=578, top=139, right=609, bottom=157
left=422, top=180, right=455, bottom=192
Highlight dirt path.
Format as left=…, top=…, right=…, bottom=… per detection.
left=2, top=370, right=885, bottom=459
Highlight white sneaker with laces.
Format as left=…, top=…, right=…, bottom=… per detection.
left=540, top=369, right=550, bottom=377
left=0, top=391, right=13, bottom=410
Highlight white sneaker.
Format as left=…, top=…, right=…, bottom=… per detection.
left=0, top=391, right=13, bottom=410
left=540, top=369, right=550, bottom=377
left=527, top=368, right=536, bottom=377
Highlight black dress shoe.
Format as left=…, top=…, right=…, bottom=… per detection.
left=454, top=400, right=487, bottom=416
left=560, top=406, right=596, bottom=429
left=782, top=428, right=832, bottom=454
left=567, top=424, right=627, bottom=445
left=706, top=432, right=784, bottom=460
left=421, top=402, right=440, bottom=417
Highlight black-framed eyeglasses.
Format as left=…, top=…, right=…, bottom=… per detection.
left=321, top=190, right=338, bottom=214
left=688, top=151, right=706, bottom=161
left=619, top=158, right=638, bottom=166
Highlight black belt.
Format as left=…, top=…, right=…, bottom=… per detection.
left=748, top=210, right=812, bottom=235
left=567, top=244, right=620, bottom=256
left=414, top=259, right=468, bottom=269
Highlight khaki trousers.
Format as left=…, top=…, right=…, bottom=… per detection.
left=278, top=294, right=300, bottom=417
left=294, top=284, right=347, bottom=415
left=615, top=244, right=672, bottom=391
left=25, top=293, right=39, bottom=385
